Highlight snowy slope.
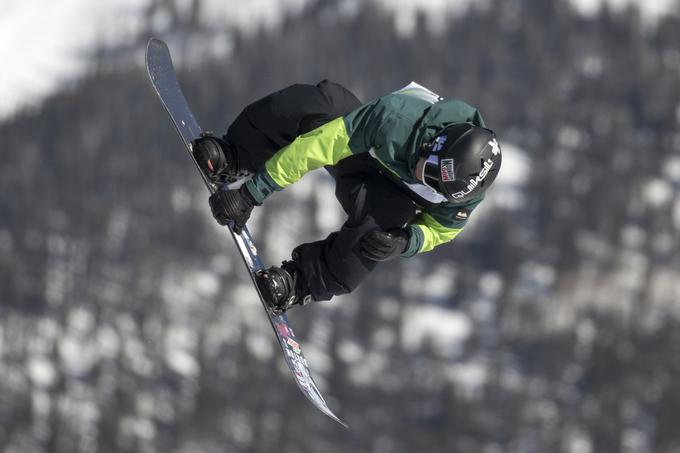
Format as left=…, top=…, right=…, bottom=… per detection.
left=0, top=0, right=312, bottom=119
left=0, top=0, right=146, bottom=118
left=0, top=0, right=675, bottom=120
left=570, top=0, right=676, bottom=20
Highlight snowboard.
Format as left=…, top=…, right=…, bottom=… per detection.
left=145, top=38, right=346, bottom=427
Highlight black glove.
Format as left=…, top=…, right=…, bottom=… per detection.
left=209, top=184, right=257, bottom=233
left=360, top=228, right=410, bottom=262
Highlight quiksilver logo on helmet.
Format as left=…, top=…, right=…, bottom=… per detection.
left=451, top=158, right=495, bottom=199
left=489, top=138, right=501, bottom=156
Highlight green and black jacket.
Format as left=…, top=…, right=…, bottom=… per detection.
left=244, top=83, right=487, bottom=256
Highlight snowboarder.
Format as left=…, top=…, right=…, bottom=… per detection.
left=193, top=80, right=502, bottom=312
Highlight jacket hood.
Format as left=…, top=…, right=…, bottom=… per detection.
left=406, top=99, right=487, bottom=172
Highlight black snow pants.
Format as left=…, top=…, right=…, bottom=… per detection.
left=224, top=81, right=417, bottom=301
left=296, top=155, right=418, bottom=300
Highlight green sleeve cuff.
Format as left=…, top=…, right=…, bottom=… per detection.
left=244, top=170, right=283, bottom=205
left=401, top=225, right=423, bottom=257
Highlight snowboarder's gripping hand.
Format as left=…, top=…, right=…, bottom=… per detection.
left=209, top=185, right=259, bottom=233
left=360, top=229, right=410, bottom=262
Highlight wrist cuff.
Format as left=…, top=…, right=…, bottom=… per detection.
left=239, top=183, right=259, bottom=205
left=401, top=225, right=423, bottom=257
left=244, top=169, right=283, bottom=205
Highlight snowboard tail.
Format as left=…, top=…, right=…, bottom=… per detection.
left=145, top=38, right=346, bottom=427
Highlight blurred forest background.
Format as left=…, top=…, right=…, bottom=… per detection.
left=2, top=0, right=680, bottom=452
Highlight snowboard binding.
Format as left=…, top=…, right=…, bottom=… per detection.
left=192, top=132, right=250, bottom=186
left=256, top=261, right=312, bottom=315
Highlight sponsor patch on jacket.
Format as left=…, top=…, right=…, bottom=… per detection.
left=455, top=208, right=469, bottom=221
left=440, top=158, right=455, bottom=182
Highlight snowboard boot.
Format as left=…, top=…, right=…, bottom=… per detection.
left=257, top=260, right=313, bottom=313
left=192, top=132, right=249, bottom=185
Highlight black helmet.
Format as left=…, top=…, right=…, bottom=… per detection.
left=420, top=123, right=502, bottom=203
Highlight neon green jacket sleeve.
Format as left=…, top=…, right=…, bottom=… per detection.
left=403, top=214, right=463, bottom=256
left=244, top=117, right=353, bottom=203
left=401, top=194, right=484, bottom=256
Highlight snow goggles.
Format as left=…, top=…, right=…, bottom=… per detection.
left=421, top=153, right=444, bottom=193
